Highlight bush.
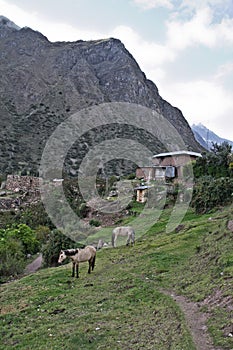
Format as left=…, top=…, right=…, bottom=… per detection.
left=42, top=229, right=78, bottom=267
left=78, top=203, right=89, bottom=218
left=35, top=225, right=50, bottom=244
left=0, top=238, right=25, bottom=280
left=193, top=142, right=232, bottom=179
left=20, top=203, right=54, bottom=229
left=89, top=219, right=101, bottom=227
left=0, top=223, right=39, bottom=280
left=126, top=173, right=136, bottom=180
left=192, top=176, right=233, bottom=213
left=0, top=224, right=40, bottom=257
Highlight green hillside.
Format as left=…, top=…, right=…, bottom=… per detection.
left=0, top=206, right=232, bottom=350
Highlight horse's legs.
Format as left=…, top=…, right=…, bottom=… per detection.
left=132, top=234, right=135, bottom=245
left=112, top=233, right=116, bottom=247
left=76, top=263, right=79, bottom=278
left=72, top=262, right=75, bottom=277
left=88, top=259, right=91, bottom=274
left=92, top=255, right=96, bottom=271
left=126, top=234, right=131, bottom=246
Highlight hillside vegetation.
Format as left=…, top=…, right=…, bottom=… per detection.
left=0, top=205, right=232, bottom=350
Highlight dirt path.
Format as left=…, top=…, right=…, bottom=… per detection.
left=163, top=290, right=223, bottom=350
left=24, top=254, right=43, bottom=274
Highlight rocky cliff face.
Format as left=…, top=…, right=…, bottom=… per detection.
left=0, top=17, right=202, bottom=176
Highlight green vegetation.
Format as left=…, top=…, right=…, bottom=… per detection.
left=0, top=224, right=40, bottom=281
left=192, top=176, right=233, bottom=214
left=194, top=142, right=233, bottom=179
left=89, top=219, right=101, bottom=227
left=0, top=205, right=232, bottom=349
left=192, top=142, right=233, bottom=213
left=41, top=230, right=78, bottom=268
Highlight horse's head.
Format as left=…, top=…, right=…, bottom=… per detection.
left=58, top=250, right=66, bottom=264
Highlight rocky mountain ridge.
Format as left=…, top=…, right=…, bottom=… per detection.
left=0, top=16, right=202, bottom=176
left=192, top=123, right=233, bottom=150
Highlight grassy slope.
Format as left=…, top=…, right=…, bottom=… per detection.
left=0, top=206, right=232, bottom=350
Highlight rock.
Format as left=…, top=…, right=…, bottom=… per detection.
left=0, top=181, right=6, bottom=189
left=227, top=220, right=233, bottom=232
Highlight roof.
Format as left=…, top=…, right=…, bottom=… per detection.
left=134, top=185, right=151, bottom=190
left=152, top=151, right=202, bottom=158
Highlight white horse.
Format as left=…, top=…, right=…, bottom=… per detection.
left=58, top=246, right=96, bottom=278
left=112, top=226, right=135, bottom=248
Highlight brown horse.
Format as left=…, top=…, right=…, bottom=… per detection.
left=58, top=245, right=96, bottom=278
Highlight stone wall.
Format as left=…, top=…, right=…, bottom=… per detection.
left=5, top=175, right=41, bottom=193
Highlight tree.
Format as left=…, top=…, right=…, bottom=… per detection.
left=194, top=142, right=232, bottom=178
left=0, top=238, right=25, bottom=280
left=0, top=223, right=40, bottom=280
left=0, top=224, right=39, bottom=256
left=192, top=176, right=233, bottom=213
left=192, top=142, right=233, bottom=213
left=41, top=229, right=79, bottom=267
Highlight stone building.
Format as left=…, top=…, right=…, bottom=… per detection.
left=136, top=151, right=202, bottom=182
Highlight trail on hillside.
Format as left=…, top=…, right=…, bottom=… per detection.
left=24, top=254, right=43, bottom=274
left=163, top=290, right=223, bottom=350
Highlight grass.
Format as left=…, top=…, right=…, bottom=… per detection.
left=0, top=205, right=233, bottom=349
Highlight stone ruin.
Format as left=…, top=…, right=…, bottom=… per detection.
left=0, top=175, right=41, bottom=210
left=5, top=175, right=41, bottom=193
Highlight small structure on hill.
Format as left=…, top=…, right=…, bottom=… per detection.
left=136, top=151, right=202, bottom=182
left=134, top=185, right=150, bottom=203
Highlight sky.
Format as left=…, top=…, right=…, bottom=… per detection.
left=1, top=0, right=233, bottom=141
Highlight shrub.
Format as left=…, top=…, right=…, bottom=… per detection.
left=193, top=142, right=232, bottom=179
left=192, top=176, right=233, bottom=213
left=0, top=238, right=25, bottom=280
left=89, top=219, right=101, bottom=227
left=126, top=173, right=136, bottom=180
left=0, top=224, right=40, bottom=256
left=78, top=202, right=89, bottom=218
left=35, top=225, right=50, bottom=244
left=20, top=203, right=54, bottom=229
left=42, top=229, right=78, bottom=267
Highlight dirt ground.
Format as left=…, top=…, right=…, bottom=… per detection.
left=163, top=290, right=224, bottom=350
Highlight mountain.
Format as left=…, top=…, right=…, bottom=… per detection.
left=0, top=15, right=20, bottom=32
left=192, top=123, right=233, bottom=150
left=0, top=17, right=202, bottom=176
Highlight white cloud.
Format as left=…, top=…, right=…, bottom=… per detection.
left=158, top=78, right=233, bottom=139
left=214, top=62, right=233, bottom=81
left=166, top=6, right=233, bottom=52
left=217, top=17, right=233, bottom=44
left=180, top=0, right=233, bottom=14
left=111, top=25, right=175, bottom=68
left=0, top=0, right=103, bottom=41
left=167, top=7, right=216, bottom=50
left=133, top=0, right=173, bottom=10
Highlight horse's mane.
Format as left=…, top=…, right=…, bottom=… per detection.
left=64, top=249, right=79, bottom=256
